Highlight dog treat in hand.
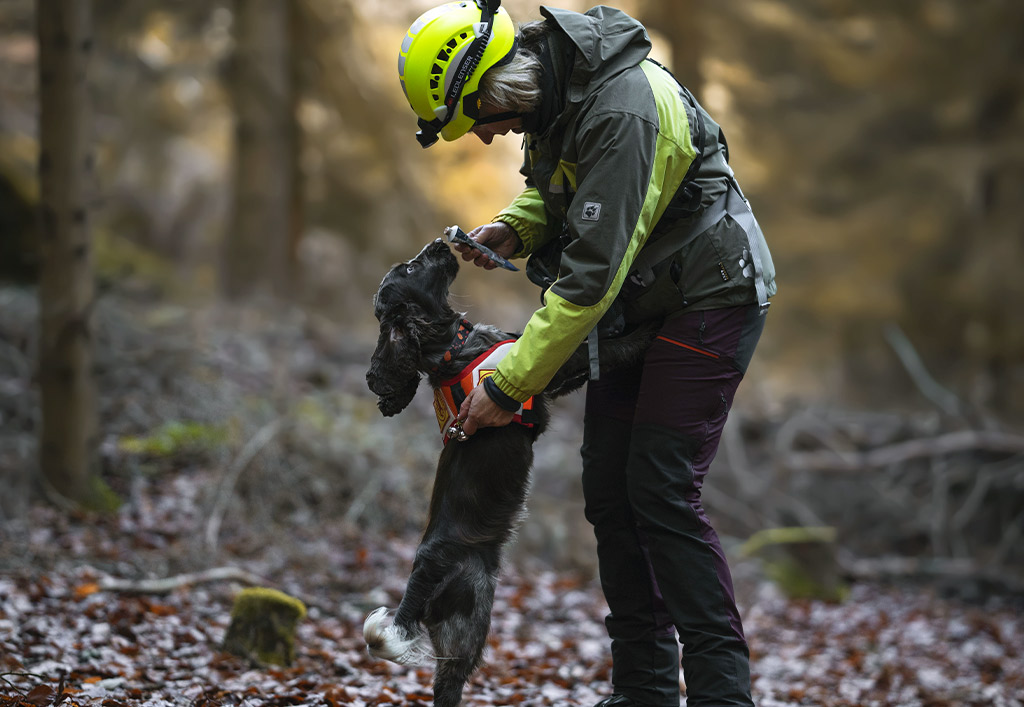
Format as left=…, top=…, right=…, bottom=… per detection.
left=445, top=225, right=519, bottom=271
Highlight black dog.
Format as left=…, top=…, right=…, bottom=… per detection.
left=363, top=238, right=653, bottom=707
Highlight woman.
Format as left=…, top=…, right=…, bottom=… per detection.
left=398, top=3, right=775, bottom=705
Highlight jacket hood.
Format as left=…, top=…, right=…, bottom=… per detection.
left=539, top=5, right=651, bottom=100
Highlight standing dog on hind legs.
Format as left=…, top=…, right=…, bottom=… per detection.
left=362, top=238, right=653, bottom=707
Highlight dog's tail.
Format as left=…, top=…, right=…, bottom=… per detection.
left=362, top=607, right=431, bottom=666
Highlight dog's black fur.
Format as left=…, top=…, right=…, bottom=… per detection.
left=363, top=239, right=654, bottom=707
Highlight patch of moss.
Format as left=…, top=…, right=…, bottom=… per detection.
left=763, top=557, right=851, bottom=603
left=83, top=475, right=123, bottom=514
left=93, top=229, right=214, bottom=300
left=222, top=587, right=307, bottom=666
left=118, top=420, right=228, bottom=457
left=740, top=526, right=849, bottom=602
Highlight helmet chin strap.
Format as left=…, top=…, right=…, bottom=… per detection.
left=416, top=118, right=443, bottom=148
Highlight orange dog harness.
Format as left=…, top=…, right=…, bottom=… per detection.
left=433, top=340, right=539, bottom=444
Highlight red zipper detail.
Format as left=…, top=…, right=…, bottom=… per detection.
left=656, top=335, right=720, bottom=359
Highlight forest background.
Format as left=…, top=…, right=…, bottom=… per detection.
left=1, top=1, right=1023, bottom=705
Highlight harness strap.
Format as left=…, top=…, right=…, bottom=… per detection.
left=587, top=327, right=600, bottom=380
left=724, top=176, right=771, bottom=315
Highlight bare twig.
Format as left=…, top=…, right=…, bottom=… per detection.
left=774, top=407, right=855, bottom=461
left=706, top=490, right=766, bottom=534
left=884, top=323, right=965, bottom=418
left=99, top=566, right=267, bottom=594
left=951, top=468, right=994, bottom=533
left=930, top=459, right=949, bottom=558
left=721, top=414, right=769, bottom=499
left=205, top=419, right=285, bottom=553
left=343, top=472, right=384, bottom=527
left=991, top=508, right=1024, bottom=568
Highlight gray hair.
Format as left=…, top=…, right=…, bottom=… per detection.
left=478, top=20, right=547, bottom=113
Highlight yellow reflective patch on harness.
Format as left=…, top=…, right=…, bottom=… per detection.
left=433, top=388, right=451, bottom=434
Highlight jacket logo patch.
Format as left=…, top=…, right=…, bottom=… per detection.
left=582, top=202, right=602, bottom=221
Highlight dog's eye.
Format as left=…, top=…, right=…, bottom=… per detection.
left=406, top=263, right=417, bottom=274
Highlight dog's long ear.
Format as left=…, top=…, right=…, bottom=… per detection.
left=367, top=312, right=423, bottom=417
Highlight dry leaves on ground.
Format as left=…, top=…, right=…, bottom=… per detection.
left=2, top=483, right=1023, bottom=706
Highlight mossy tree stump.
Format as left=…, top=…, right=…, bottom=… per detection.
left=222, top=587, right=307, bottom=666
left=739, top=526, right=849, bottom=602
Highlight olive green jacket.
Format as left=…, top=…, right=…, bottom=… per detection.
left=489, top=6, right=776, bottom=403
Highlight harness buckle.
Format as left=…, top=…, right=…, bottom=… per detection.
left=447, top=419, right=469, bottom=443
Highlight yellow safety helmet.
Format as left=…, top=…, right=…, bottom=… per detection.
left=399, top=0, right=518, bottom=147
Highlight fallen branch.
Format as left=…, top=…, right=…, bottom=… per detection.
left=842, top=555, right=1024, bottom=595
left=785, top=429, right=1024, bottom=472
left=99, top=566, right=267, bottom=594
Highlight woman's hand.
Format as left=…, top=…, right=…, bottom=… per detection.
left=452, top=222, right=521, bottom=270
left=457, top=385, right=515, bottom=436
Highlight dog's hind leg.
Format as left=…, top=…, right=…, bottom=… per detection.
left=427, top=563, right=497, bottom=707
left=364, top=545, right=457, bottom=666
left=431, top=653, right=478, bottom=707
left=364, top=558, right=445, bottom=665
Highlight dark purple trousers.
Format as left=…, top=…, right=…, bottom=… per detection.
left=582, top=304, right=765, bottom=707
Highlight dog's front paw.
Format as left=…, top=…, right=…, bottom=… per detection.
left=363, top=606, right=391, bottom=648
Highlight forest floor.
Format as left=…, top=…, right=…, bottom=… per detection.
left=1, top=290, right=1024, bottom=706
left=1, top=470, right=1023, bottom=707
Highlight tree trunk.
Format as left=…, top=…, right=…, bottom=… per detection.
left=36, top=0, right=99, bottom=504
left=287, top=0, right=306, bottom=283
left=639, top=0, right=703, bottom=98
left=221, top=0, right=295, bottom=300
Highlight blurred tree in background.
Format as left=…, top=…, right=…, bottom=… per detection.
left=221, top=0, right=296, bottom=299
left=35, top=0, right=102, bottom=507
left=636, top=0, right=702, bottom=95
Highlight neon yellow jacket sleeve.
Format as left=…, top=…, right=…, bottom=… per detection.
left=495, top=188, right=559, bottom=257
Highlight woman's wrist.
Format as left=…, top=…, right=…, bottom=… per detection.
left=482, top=376, right=521, bottom=412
